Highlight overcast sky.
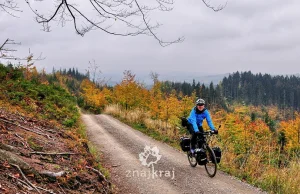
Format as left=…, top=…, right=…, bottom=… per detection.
left=1, top=0, right=300, bottom=79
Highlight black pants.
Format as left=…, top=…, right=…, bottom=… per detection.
left=187, top=122, right=204, bottom=150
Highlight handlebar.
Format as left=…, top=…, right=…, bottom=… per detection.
left=196, top=126, right=220, bottom=135
left=198, top=125, right=220, bottom=135
left=196, top=130, right=217, bottom=136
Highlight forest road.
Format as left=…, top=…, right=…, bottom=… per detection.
left=82, top=114, right=266, bottom=194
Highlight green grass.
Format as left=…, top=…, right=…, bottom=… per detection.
left=72, top=119, right=111, bottom=180
left=88, top=142, right=110, bottom=179
left=76, top=124, right=87, bottom=139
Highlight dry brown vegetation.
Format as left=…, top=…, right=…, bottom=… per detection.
left=0, top=108, right=111, bottom=193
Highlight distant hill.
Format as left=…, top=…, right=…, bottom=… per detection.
left=84, top=70, right=300, bottom=88
left=103, top=71, right=229, bottom=86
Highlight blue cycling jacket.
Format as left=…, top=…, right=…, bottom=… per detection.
left=187, top=107, right=215, bottom=132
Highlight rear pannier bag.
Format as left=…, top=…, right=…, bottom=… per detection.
left=180, top=137, right=190, bottom=152
left=212, top=147, right=222, bottom=163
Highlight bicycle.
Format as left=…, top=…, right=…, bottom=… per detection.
left=186, top=130, right=219, bottom=177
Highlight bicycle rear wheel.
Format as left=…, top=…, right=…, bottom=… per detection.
left=187, top=151, right=197, bottom=167
left=204, top=146, right=217, bottom=177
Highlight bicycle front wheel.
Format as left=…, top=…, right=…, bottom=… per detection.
left=187, top=151, right=197, bottom=167
left=204, top=146, right=217, bottom=177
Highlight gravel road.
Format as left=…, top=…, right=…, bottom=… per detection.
left=82, top=114, right=266, bottom=194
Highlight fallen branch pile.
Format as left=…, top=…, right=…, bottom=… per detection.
left=0, top=108, right=111, bottom=193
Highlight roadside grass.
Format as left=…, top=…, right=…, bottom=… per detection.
left=88, top=142, right=111, bottom=179
left=104, top=105, right=185, bottom=153
left=76, top=121, right=111, bottom=180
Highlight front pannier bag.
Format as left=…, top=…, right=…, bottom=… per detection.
left=196, top=148, right=207, bottom=165
left=180, top=137, right=190, bottom=152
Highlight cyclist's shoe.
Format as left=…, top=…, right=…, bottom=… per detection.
left=195, top=148, right=204, bottom=153
left=211, top=130, right=218, bottom=134
left=190, top=149, right=195, bottom=155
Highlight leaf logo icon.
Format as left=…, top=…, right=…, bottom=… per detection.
left=139, top=145, right=162, bottom=167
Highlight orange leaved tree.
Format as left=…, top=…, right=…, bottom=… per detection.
left=113, top=70, right=148, bottom=110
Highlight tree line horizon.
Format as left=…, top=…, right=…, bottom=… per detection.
left=54, top=66, right=300, bottom=114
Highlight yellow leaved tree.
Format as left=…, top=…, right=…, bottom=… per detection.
left=113, top=70, right=148, bottom=110
left=80, top=79, right=106, bottom=112
left=159, top=90, right=182, bottom=136
left=180, top=90, right=196, bottom=118
left=279, top=112, right=300, bottom=150
left=149, top=81, right=163, bottom=119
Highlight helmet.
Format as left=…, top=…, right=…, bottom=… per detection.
left=195, top=98, right=205, bottom=106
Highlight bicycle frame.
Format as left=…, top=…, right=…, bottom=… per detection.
left=187, top=130, right=218, bottom=177
left=199, top=132, right=213, bottom=154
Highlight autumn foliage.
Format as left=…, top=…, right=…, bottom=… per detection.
left=45, top=67, right=300, bottom=194
left=80, top=79, right=106, bottom=113
left=1, top=63, right=299, bottom=193
left=101, top=71, right=300, bottom=194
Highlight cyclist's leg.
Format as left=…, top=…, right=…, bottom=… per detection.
left=198, top=125, right=204, bottom=133
left=197, top=126, right=204, bottom=148
left=190, top=132, right=197, bottom=150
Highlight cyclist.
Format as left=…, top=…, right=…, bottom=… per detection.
left=187, top=98, right=217, bottom=154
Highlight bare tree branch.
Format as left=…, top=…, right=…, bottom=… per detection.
left=0, top=39, right=46, bottom=61
left=0, top=118, right=52, bottom=139
left=29, top=152, right=77, bottom=155
left=202, top=0, right=227, bottom=12
left=150, top=71, right=159, bottom=83
left=23, top=0, right=185, bottom=46
left=10, top=163, right=41, bottom=194
left=86, top=165, right=110, bottom=184
left=0, top=0, right=22, bottom=17
left=134, top=0, right=183, bottom=46
left=2, top=0, right=226, bottom=46
left=0, top=38, right=21, bottom=59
